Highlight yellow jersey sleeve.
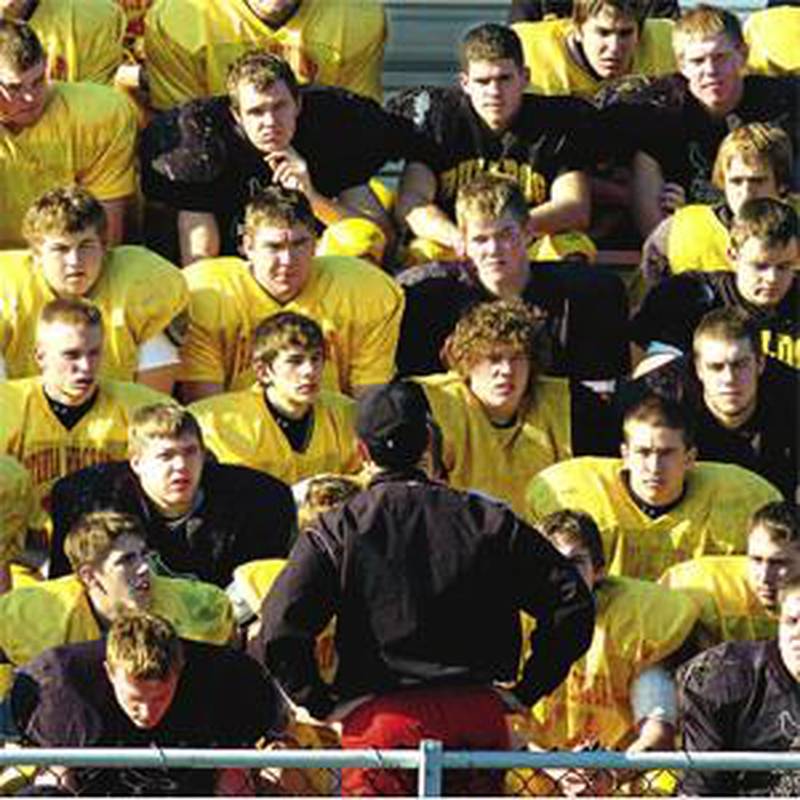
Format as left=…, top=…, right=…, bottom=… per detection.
left=151, top=576, right=235, bottom=645
left=145, top=0, right=385, bottom=109
left=513, top=18, right=675, bottom=98
left=32, top=0, right=126, bottom=84
left=667, top=205, right=731, bottom=273
left=745, top=7, right=800, bottom=76
left=0, top=456, right=37, bottom=564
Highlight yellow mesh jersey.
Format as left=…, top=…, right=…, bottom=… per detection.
left=28, top=0, right=126, bottom=84
left=0, top=573, right=234, bottom=699
left=144, top=0, right=386, bottom=109
left=745, top=7, right=800, bottom=76
left=660, top=555, right=777, bottom=643
left=0, top=377, right=169, bottom=511
left=190, top=383, right=361, bottom=485
left=0, top=247, right=187, bottom=382
left=527, top=576, right=698, bottom=750
left=0, top=83, right=137, bottom=249
left=180, top=255, right=403, bottom=395
left=0, top=455, right=43, bottom=565
left=525, top=458, right=781, bottom=581
left=512, top=18, right=676, bottom=98
left=417, top=373, right=572, bottom=517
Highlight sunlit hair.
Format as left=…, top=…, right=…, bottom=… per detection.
left=0, top=19, right=44, bottom=72
left=64, top=511, right=145, bottom=572
left=298, top=474, right=362, bottom=528
left=443, top=298, right=546, bottom=381
left=106, top=611, right=185, bottom=681
left=750, top=501, right=800, bottom=545
left=129, top=404, right=204, bottom=459
left=573, top=0, right=648, bottom=30
left=226, top=49, right=299, bottom=110
left=540, top=509, right=606, bottom=568
left=622, top=393, right=694, bottom=448
left=455, top=173, right=529, bottom=230
left=37, top=297, right=103, bottom=336
left=712, top=123, right=793, bottom=195
left=729, top=197, right=798, bottom=253
left=22, top=187, right=108, bottom=246
left=252, top=311, right=325, bottom=371
left=243, top=185, right=316, bottom=240
left=692, top=307, right=761, bottom=363
left=673, top=4, right=745, bottom=58
left=460, top=23, right=525, bottom=70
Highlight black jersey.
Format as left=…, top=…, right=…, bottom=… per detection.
left=631, top=271, right=800, bottom=371
left=141, top=86, right=428, bottom=254
left=388, top=86, right=595, bottom=217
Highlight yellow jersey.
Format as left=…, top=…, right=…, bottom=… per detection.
left=525, top=457, right=781, bottom=581
left=0, top=377, right=168, bottom=511
left=0, top=573, right=233, bottom=698
left=528, top=576, right=698, bottom=750
left=512, top=18, right=676, bottom=98
left=417, top=373, right=572, bottom=517
left=659, top=555, right=777, bottom=643
left=0, top=246, right=188, bottom=382
left=745, top=7, right=800, bottom=76
left=27, top=0, right=126, bottom=84
left=190, top=383, right=361, bottom=485
left=0, top=82, right=137, bottom=248
left=144, top=0, right=386, bottom=109
left=0, top=455, right=43, bottom=565
left=180, top=255, right=403, bottom=396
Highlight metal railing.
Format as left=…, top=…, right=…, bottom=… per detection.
left=2, top=744, right=800, bottom=796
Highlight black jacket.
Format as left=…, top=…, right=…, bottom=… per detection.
left=49, top=460, right=296, bottom=587
left=259, top=468, right=594, bottom=719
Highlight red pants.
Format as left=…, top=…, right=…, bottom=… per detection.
left=340, top=684, right=509, bottom=796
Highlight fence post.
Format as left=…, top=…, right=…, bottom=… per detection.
left=418, top=739, right=443, bottom=797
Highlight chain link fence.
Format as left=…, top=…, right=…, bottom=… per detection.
left=2, top=744, right=800, bottom=796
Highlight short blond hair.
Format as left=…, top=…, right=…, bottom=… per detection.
left=252, top=311, right=325, bottom=370
left=22, top=187, right=108, bottom=247
left=455, top=174, right=529, bottom=230
left=444, top=298, right=547, bottom=379
left=712, top=123, right=793, bottom=194
left=37, top=297, right=103, bottom=336
left=673, top=5, right=745, bottom=58
left=243, top=186, right=316, bottom=240
left=64, top=511, right=145, bottom=572
left=573, top=0, right=647, bottom=29
left=106, top=611, right=184, bottom=681
left=129, top=404, right=203, bottom=459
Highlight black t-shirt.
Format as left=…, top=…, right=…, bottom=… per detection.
left=396, top=258, right=630, bottom=381
left=387, top=86, right=596, bottom=217
left=49, top=460, right=296, bottom=586
left=630, top=270, right=800, bottom=370
left=140, top=86, right=429, bottom=254
left=14, top=639, right=284, bottom=796
left=600, top=74, right=799, bottom=203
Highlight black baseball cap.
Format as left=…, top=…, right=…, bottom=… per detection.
left=356, top=382, right=430, bottom=468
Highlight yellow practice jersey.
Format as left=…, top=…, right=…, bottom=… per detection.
left=190, top=384, right=361, bottom=486
left=527, top=576, right=698, bottom=750
left=0, top=82, right=137, bottom=249
left=745, top=7, right=800, bottom=76
left=180, top=255, right=403, bottom=396
left=0, top=455, right=43, bottom=566
left=144, top=0, right=386, bottom=109
left=27, top=0, right=126, bottom=84
left=525, top=457, right=781, bottom=581
left=0, top=247, right=187, bottom=382
left=0, top=377, right=168, bottom=511
left=0, top=574, right=233, bottom=698
left=660, top=555, right=777, bottom=643
left=512, top=18, right=676, bottom=98
left=417, top=373, right=572, bottom=517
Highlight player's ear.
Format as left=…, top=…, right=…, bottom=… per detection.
left=684, top=445, right=697, bottom=471
left=76, top=563, right=97, bottom=591
left=459, top=70, right=470, bottom=93
left=252, top=356, right=271, bottom=386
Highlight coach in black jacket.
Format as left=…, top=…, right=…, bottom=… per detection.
left=259, top=381, right=594, bottom=796
left=49, top=404, right=296, bottom=587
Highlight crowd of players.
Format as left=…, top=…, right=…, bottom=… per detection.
left=0, top=0, right=798, bottom=795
